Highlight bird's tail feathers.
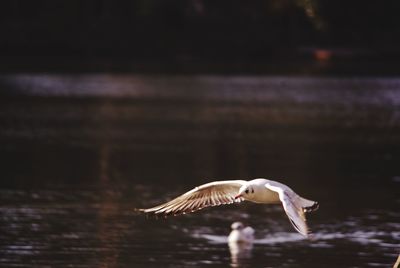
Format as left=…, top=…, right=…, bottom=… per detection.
left=298, top=197, right=319, bottom=213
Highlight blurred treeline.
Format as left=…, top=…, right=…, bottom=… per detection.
left=0, top=0, right=399, bottom=71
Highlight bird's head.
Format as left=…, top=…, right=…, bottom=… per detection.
left=231, top=221, right=244, bottom=230
left=235, top=185, right=255, bottom=200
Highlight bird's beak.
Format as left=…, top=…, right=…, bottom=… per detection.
left=234, top=194, right=242, bottom=199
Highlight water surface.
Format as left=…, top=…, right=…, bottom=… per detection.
left=0, top=75, right=399, bottom=267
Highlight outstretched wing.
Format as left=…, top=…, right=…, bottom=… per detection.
left=136, top=180, right=247, bottom=216
left=265, top=181, right=318, bottom=237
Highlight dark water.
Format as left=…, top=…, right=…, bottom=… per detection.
left=0, top=75, right=399, bottom=267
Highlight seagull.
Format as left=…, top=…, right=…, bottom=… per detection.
left=136, top=178, right=319, bottom=237
left=228, top=222, right=255, bottom=244
left=228, top=222, right=254, bottom=265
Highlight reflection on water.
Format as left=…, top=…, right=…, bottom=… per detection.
left=229, top=242, right=253, bottom=267
left=0, top=186, right=398, bottom=267
left=199, top=223, right=400, bottom=250
left=0, top=74, right=400, bottom=267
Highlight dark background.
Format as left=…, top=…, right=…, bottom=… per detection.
left=0, top=2, right=399, bottom=267
left=1, top=0, right=400, bottom=74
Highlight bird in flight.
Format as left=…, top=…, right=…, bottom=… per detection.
left=136, top=178, right=319, bottom=237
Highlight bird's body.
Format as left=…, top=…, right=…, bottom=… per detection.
left=228, top=222, right=254, bottom=264
left=136, top=178, right=319, bottom=237
left=239, top=178, right=280, bottom=204
left=228, top=222, right=255, bottom=244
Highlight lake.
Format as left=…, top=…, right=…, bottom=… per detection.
left=0, top=74, right=399, bottom=267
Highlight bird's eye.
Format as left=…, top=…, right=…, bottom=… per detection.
left=251, top=189, right=254, bottom=193
left=245, top=189, right=249, bottom=194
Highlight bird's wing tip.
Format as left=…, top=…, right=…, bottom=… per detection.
left=133, top=207, right=148, bottom=215
left=306, top=232, right=316, bottom=241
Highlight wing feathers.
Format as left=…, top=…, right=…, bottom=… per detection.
left=136, top=180, right=246, bottom=216
left=265, top=183, right=317, bottom=237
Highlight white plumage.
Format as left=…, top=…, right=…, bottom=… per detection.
left=137, top=178, right=319, bottom=237
left=228, top=222, right=255, bottom=244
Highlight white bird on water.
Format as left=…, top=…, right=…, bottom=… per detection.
left=228, top=222, right=255, bottom=244
left=136, top=178, right=319, bottom=237
left=228, top=222, right=255, bottom=266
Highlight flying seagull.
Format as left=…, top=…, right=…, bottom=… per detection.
left=136, top=178, right=319, bottom=237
